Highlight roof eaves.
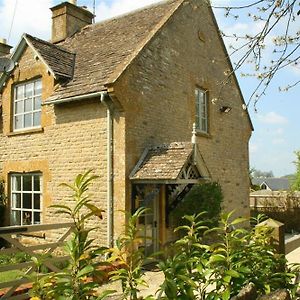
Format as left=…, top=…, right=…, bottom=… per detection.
left=104, top=0, right=185, bottom=87
left=23, top=34, right=57, bottom=80
left=129, top=147, right=151, bottom=179
left=0, top=36, right=27, bottom=93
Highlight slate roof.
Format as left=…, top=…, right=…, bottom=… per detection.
left=47, top=0, right=184, bottom=101
left=25, top=34, right=75, bottom=79
left=130, top=142, right=193, bottom=180
left=252, top=177, right=291, bottom=191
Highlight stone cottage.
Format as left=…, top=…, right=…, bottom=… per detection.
left=0, top=0, right=252, bottom=249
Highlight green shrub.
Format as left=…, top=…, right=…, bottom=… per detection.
left=29, top=170, right=114, bottom=300
left=108, top=207, right=152, bottom=300
left=169, top=182, right=223, bottom=230
left=158, top=211, right=298, bottom=299
left=0, top=252, right=31, bottom=265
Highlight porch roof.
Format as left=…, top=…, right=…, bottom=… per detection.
left=129, top=142, right=210, bottom=184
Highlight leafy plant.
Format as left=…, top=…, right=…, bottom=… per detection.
left=204, top=212, right=296, bottom=299
left=169, top=182, right=223, bottom=231
left=157, top=212, right=210, bottom=299
left=157, top=211, right=299, bottom=300
left=0, top=252, right=31, bottom=265
left=29, top=170, right=113, bottom=300
left=0, top=178, right=7, bottom=247
left=108, top=207, right=152, bottom=300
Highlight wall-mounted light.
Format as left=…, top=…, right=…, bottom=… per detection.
left=219, top=106, right=232, bottom=113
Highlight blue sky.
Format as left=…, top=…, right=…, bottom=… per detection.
left=0, top=0, right=299, bottom=176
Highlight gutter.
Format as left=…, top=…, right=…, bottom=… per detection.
left=100, top=92, right=114, bottom=248
left=43, top=91, right=106, bottom=105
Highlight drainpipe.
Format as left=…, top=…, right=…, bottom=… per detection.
left=100, top=92, right=114, bottom=247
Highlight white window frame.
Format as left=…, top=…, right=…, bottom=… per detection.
left=195, top=88, right=208, bottom=133
left=10, top=173, right=42, bottom=226
left=13, top=78, right=42, bottom=131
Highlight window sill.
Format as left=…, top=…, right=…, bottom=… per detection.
left=7, top=127, right=44, bottom=137
left=196, top=130, right=211, bottom=138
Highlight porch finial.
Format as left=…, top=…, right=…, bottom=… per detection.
left=191, top=123, right=196, bottom=144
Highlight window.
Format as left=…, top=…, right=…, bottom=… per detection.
left=13, top=79, right=42, bottom=131
left=195, top=88, right=208, bottom=133
left=10, top=173, right=42, bottom=226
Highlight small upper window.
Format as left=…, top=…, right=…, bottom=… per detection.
left=195, top=88, right=208, bottom=133
left=13, top=79, right=42, bottom=131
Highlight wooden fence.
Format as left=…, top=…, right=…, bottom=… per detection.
left=0, top=222, right=74, bottom=299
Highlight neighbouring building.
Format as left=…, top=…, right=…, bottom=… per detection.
left=251, top=177, right=291, bottom=191
left=0, top=0, right=252, bottom=250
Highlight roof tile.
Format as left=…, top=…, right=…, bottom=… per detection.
left=25, top=34, right=75, bottom=79
left=48, top=0, right=183, bottom=101
left=131, top=142, right=193, bottom=180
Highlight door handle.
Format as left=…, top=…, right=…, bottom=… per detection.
left=153, top=221, right=157, bottom=228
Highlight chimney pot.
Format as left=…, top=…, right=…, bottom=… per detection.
left=0, top=38, right=12, bottom=57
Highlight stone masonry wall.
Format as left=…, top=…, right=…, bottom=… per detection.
left=0, top=45, right=109, bottom=245
left=113, top=0, right=252, bottom=219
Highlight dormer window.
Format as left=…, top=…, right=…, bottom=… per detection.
left=13, top=79, right=42, bottom=131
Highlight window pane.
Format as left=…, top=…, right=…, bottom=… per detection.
left=11, top=210, right=21, bottom=226
left=201, top=119, right=207, bottom=132
left=34, top=96, right=41, bottom=110
left=16, top=85, right=24, bottom=100
left=195, top=89, right=207, bottom=132
left=34, top=212, right=40, bottom=224
left=33, top=112, right=41, bottom=127
left=14, top=115, right=23, bottom=129
left=24, top=113, right=32, bottom=128
left=12, top=176, right=21, bottom=191
left=23, top=193, right=32, bottom=209
left=24, top=99, right=32, bottom=112
left=34, top=194, right=40, bottom=209
left=34, top=176, right=40, bottom=191
left=12, top=193, right=21, bottom=208
left=15, top=101, right=24, bottom=114
left=34, top=80, right=42, bottom=95
left=23, top=211, right=32, bottom=225
left=23, top=176, right=32, bottom=191
left=11, top=174, right=42, bottom=226
left=25, top=83, right=33, bottom=98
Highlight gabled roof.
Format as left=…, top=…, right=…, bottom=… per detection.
left=47, top=0, right=184, bottom=101
left=130, top=142, right=210, bottom=183
left=25, top=34, right=75, bottom=79
left=0, top=34, right=75, bottom=92
left=252, top=177, right=291, bottom=191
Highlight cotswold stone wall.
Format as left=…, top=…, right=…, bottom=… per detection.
left=113, top=0, right=252, bottom=219
left=0, top=46, right=109, bottom=245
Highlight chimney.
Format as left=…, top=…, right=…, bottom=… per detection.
left=0, top=38, right=12, bottom=57
left=50, top=1, right=94, bottom=44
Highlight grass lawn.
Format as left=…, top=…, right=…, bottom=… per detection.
left=0, top=270, right=23, bottom=283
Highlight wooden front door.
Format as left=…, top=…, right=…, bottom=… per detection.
left=132, top=184, right=160, bottom=255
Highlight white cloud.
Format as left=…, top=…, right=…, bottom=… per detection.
left=257, top=112, right=288, bottom=125
left=274, top=128, right=284, bottom=135
left=0, top=0, right=53, bottom=46
left=95, top=0, right=161, bottom=22
left=272, top=138, right=285, bottom=145
left=249, top=143, right=258, bottom=154
left=0, top=0, right=164, bottom=46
